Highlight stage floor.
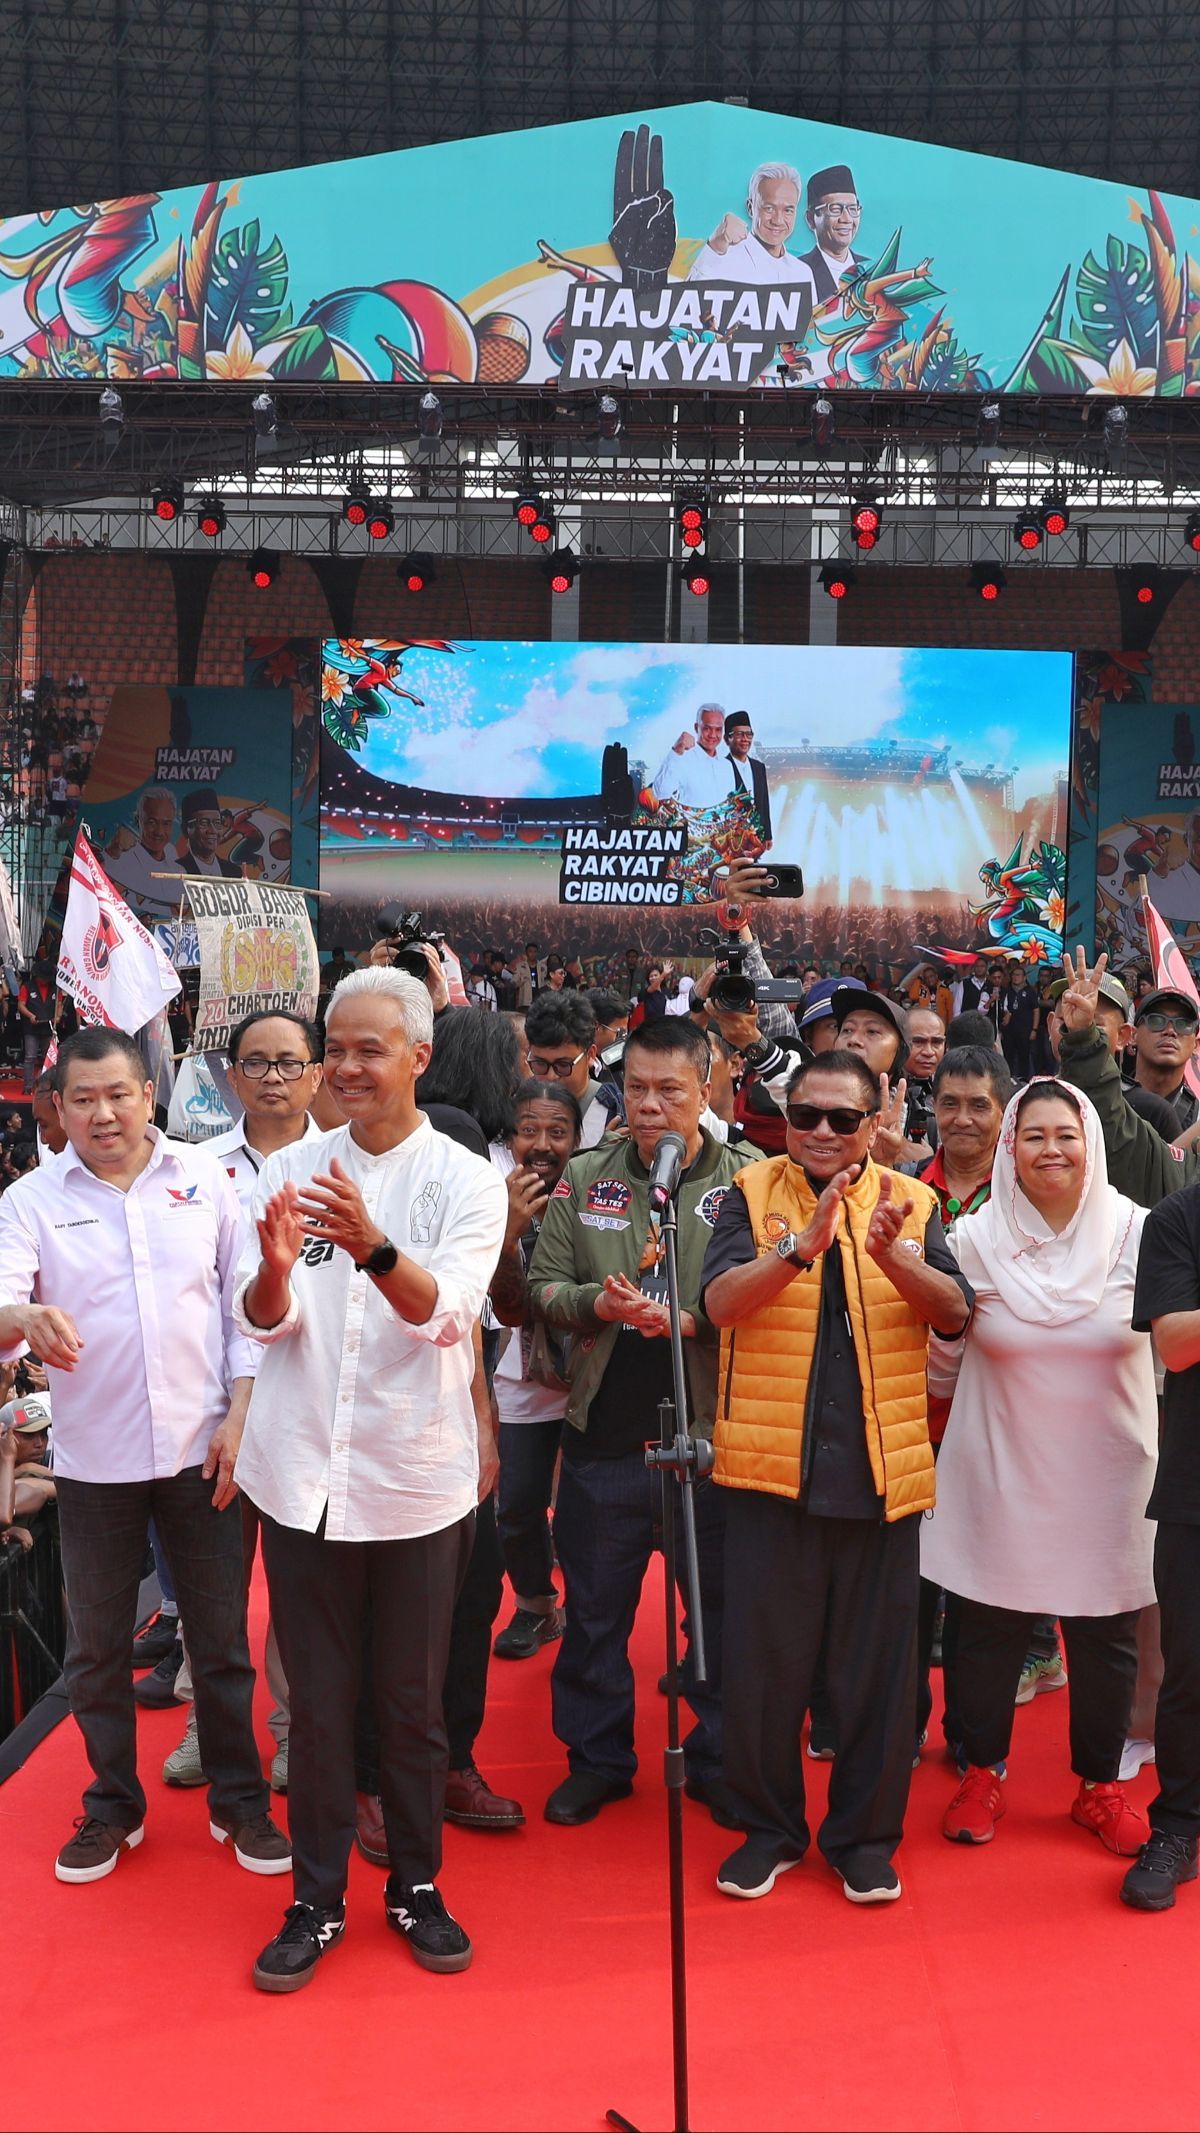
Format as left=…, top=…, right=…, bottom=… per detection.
left=2, top=1564, right=1193, bottom=2133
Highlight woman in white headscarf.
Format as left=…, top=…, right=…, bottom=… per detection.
left=923, top=1078, right=1157, bottom=1857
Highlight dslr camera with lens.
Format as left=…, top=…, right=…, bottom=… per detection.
left=373, top=910, right=446, bottom=982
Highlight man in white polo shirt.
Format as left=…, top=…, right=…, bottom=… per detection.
left=0, top=1027, right=289, bottom=1885
left=163, top=1009, right=326, bottom=1794
left=228, top=968, right=507, bottom=1994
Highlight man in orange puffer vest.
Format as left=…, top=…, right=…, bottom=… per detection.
left=700, top=1048, right=973, bottom=1906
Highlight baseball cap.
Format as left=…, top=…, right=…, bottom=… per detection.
left=1048, top=971, right=1133, bottom=1019
left=829, top=986, right=909, bottom=1044
left=1, top=1393, right=51, bottom=1435
left=798, top=976, right=864, bottom=1030
left=1134, top=987, right=1198, bottom=1026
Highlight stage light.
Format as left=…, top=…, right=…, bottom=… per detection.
left=1135, top=579, right=1155, bottom=605
left=812, top=394, right=834, bottom=448
left=342, top=491, right=370, bottom=528
left=677, top=493, right=707, bottom=551
left=851, top=500, right=881, bottom=551
left=418, top=391, right=444, bottom=442
left=683, top=557, right=710, bottom=598
left=597, top=392, right=622, bottom=443
left=1014, top=512, right=1043, bottom=551
left=1040, top=491, right=1070, bottom=537
left=1185, top=512, right=1200, bottom=553
left=971, top=562, right=1006, bottom=601
left=366, top=502, right=394, bottom=541
left=529, top=509, right=555, bottom=545
left=820, top=563, right=854, bottom=600
left=247, top=550, right=279, bottom=589
left=399, top=554, right=436, bottom=593
left=514, top=493, right=542, bottom=528
left=252, top=392, right=277, bottom=443
left=196, top=497, right=226, bottom=539
left=544, top=547, right=579, bottom=594
left=1103, top=401, right=1129, bottom=469
left=98, top=387, right=124, bottom=435
left=151, top=483, right=182, bottom=523
left=976, top=399, right=1001, bottom=448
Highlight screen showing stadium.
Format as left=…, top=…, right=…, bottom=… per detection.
left=319, top=641, right=1073, bottom=965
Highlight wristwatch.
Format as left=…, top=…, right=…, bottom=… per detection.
left=354, top=1237, right=399, bottom=1276
left=774, top=1231, right=813, bottom=1271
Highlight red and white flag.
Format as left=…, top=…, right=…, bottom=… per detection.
left=1139, top=884, right=1200, bottom=1104
left=58, top=832, right=181, bottom=1032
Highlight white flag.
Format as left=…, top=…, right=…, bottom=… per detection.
left=58, top=832, right=181, bottom=1031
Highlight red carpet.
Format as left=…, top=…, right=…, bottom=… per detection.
left=2, top=1566, right=1196, bottom=2133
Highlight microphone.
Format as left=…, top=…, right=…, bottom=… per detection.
left=647, top=1131, right=687, bottom=1225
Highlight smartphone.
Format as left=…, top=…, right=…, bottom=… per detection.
left=758, top=864, right=804, bottom=899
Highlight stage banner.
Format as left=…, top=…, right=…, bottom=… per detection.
left=1093, top=695, right=1200, bottom=976
left=77, top=684, right=298, bottom=930
left=3, top=104, right=1200, bottom=397
left=184, top=878, right=319, bottom=1055
left=319, top=639, right=1072, bottom=970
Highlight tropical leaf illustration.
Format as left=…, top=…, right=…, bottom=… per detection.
left=1002, top=267, right=1070, bottom=391
left=1075, top=237, right=1157, bottom=366
left=264, top=322, right=340, bottom=380
left=206, top=220, right=292, bottom=350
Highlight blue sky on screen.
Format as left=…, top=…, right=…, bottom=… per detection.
left=359, top=643, right=1072, bottom=809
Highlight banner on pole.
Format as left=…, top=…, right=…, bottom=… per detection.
left=183, top=877, right=319, bottom=1054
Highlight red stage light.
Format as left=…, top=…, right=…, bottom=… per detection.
left=343, top=495, right=369, bottom=527
left=680, top=504, right=704, bottom=531
left=247, top=550, right=278, bottom=589
left=1186, top=512, right=1200, bottom=551
left=550, top=569, right=571, bottom=593
left=685, top=568, right=710, bottom=597
left=970, top=563, right=1006, bottom=601
left=826, top=575, right=848, bottom=599
left=152, top=485, right=181, bottom=522
left=367, top=505, right=394, bottom=541
left=853, top=526, right=879, bottom=551
left=515, top=496, right=541, bottom=527
left=196, top=498, right=225, bottom=539
left=1043, top=506, right=1068, bottom=536
left=530, top=517, right=554, bottom=544
left=681, top=524, right=705, bottom=549
left=980, top=579, right=999, bottom=600
left=851, top=503, right=880, bottom=535
left=1136, top=583, right=1154, bottom=604
left=405, top=570, right=425, bottom=593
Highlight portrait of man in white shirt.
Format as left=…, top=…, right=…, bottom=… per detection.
left=688, top=160, right=819, bottom=298
left=648, top=702, right=736, bottom=811
left=103, top=787, right=182, bottom=916
left=231, top=966, right=507, bottom=1992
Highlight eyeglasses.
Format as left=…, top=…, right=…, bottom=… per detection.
left=785, top=1103, right=876, bottom=1134
left=527, top=1050, right=587, bottom=1080
left=1140, top=1012, right=1197, bottom=1033
left=235, top=1056, right=311, bottom=1080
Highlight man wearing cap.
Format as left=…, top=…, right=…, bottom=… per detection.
left=1130, top=986, right=1200, bottom=1133
left=724, top=714, right=772, bottom=846
left=0, top=1390, right=56, bottom=1545
left=1054, top=952, right=1200, bottom=1204
left=799, top=166, right=866, bottom=305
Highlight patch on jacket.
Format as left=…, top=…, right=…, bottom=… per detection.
left=586, top=1178, right=632, bottom=1214
left=579, top=1210, right=630, bottom=1232
left=551, top=1177, right=572, bottom=1197
left=762, top=1210, right=791, bottom=1242
left=695, top=1186, right=729, bottom=1227
left=1170, top=1145, right=1185, bottom=1163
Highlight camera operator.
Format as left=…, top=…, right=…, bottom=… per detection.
left=528, top=1017, right=761, bottom=1829
left=698, top=860, right=807, bottom=1154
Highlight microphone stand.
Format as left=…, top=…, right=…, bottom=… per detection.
left=608, top=1178, right=713, bottom=2133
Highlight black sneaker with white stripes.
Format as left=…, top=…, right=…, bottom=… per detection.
left=253, top=1902, right=346, bottom=1993
left=384, top=1876, right=472, bottom=1972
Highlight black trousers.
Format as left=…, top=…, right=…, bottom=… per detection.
left=443, top=1493, right=505, bottom=1771
left=916, top=1581, right=962, bottom=1746
left=261, top=1507, right=474, bottom=1909
left=56, top=1466, right=265, bottom=1830
left=955, top=1598, right=1139, bottom=1780
left=722, top=1490, right=920, bottom=1870
left=1149, top=1522, right=1200, bottom=1839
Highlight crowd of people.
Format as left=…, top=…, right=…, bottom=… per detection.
left=7, top=851, right=1200, bottom=2008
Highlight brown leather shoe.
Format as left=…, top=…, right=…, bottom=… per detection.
left=355, top=1791, right=388, bottom=1866
left=444, top=1762, right=526, bottom=1829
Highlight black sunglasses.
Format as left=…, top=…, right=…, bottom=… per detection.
left=785, top=1102, right=877, bottom=1134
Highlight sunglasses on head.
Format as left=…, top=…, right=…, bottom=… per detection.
left=785, top=1102, right=877, bottom=1135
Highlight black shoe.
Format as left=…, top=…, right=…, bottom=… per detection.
left=384, top=1878, right=472, bottom=1972
left=838, top=1853, right=902, bottom=1905
left=133, top=1641, right=186, bottom=1707
left=658, top=1673, right=669, bottom=1696
left=253, top=1902, right=345, bottom=1994
left=716, top=1838, right=804, bottom=1900
left=492, top=1605, right=565, bottom=1660
left=1120, top=1830, right=1200, bottom=1912
left=544, top=1771, right=634, bottom=1825
left=684, top=1775, right=744, bottom=1830
left=131, top=1613, right=181, bottom=1670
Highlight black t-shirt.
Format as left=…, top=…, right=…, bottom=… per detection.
left=700, top=1182, right=971, bottom=1517
left=566, top=1231, right=674, bottom=1461
left=1133, top=1187, right=1200, bottom=1524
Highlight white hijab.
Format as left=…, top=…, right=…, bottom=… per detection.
left=960, top=1079, right=1138, bottom=1326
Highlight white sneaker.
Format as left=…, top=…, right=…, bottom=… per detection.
left=162, top=1710, right=206, bottom=1788
left=1119, top=1737, right=1156, bottom=1782
left=270, top=1738, right=289, bottom=1793
left=1015, top=1653, right=1068, bottom=1705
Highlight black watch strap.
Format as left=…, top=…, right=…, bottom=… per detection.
left=354, top=1238, right=399, bottom=1275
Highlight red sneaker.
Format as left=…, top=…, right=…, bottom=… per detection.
left=943, top=1765, right=1006, bottom=1845
left=1071, top=1780, right=1151, bottom=1857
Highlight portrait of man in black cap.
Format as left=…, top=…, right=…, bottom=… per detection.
left=800, top=164, right=866, bottom=305
left=724, top=712, right=772, bottom=847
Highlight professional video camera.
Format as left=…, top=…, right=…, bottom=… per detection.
left=708, top=938, right=804, bottom=1013
left=373, top=910, right=446, bottom=982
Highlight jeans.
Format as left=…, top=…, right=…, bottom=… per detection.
left=55, top=1466, right=267, bottom=1830
left=551, top=1451, right=724, bottom=1786
left=496, top=1418, right=563, bottom=1605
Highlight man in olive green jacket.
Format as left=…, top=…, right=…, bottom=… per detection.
left=529, top=1014, right=759, bottom=1830
left=1055, top=951, right=1200, bottom=1206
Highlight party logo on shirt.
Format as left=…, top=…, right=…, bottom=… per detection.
left=586, top=1178, right=631, bottom=1216
left=165, top=1185, right=199, bottom=1204
left=695, top=1187, right=728, bottom=1228
left=410, top=1180, right=441, bottom=1243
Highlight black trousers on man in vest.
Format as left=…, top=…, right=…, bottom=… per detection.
left=722, top=1487, right=920, bottom=1872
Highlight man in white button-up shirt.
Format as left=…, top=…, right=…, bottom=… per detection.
left=648, top=703, right=736, bottom=814
left=231, top=968, right=507, bottom=1993
left=0, top=1028, right=289, bottom=1887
